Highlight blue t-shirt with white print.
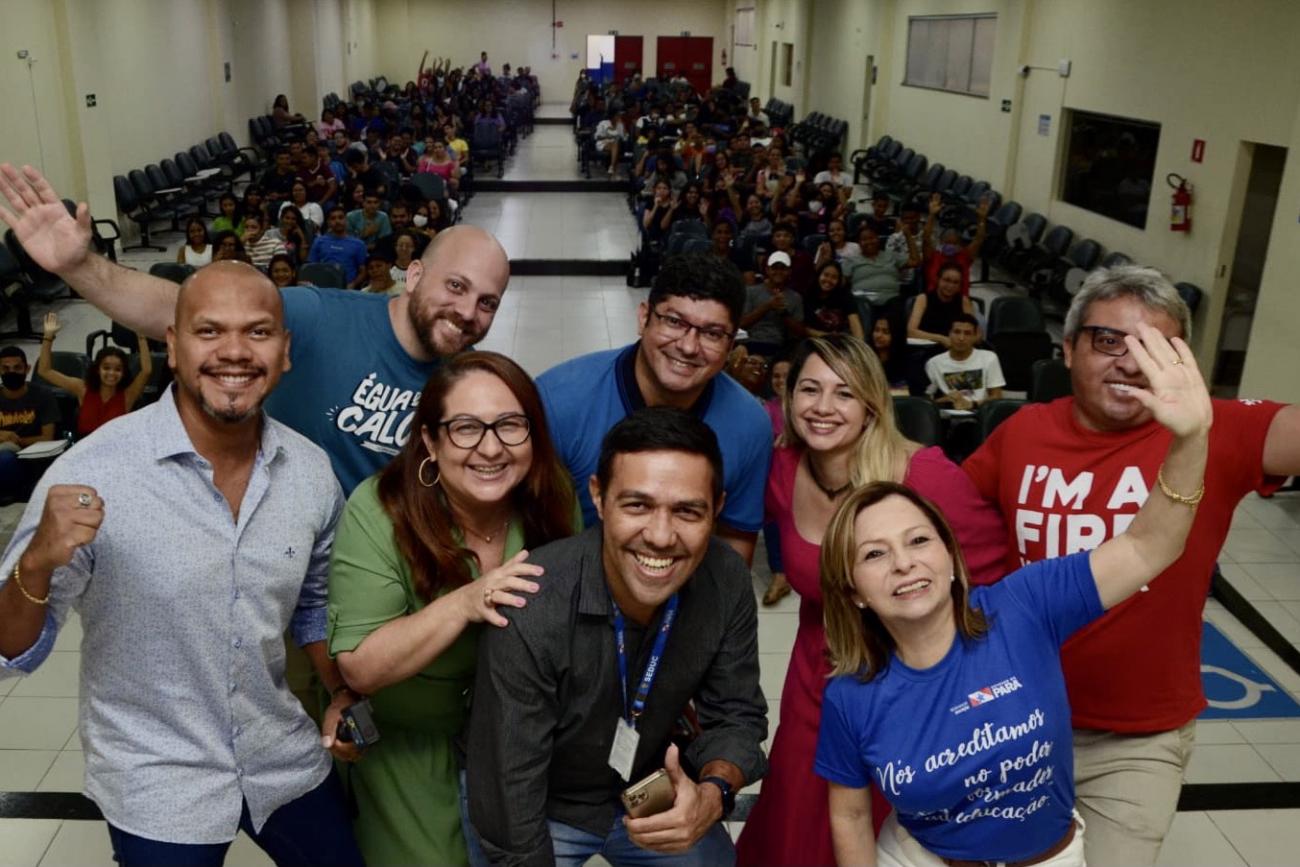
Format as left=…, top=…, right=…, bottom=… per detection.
left=815, top=552, right=1103, bottom=863
left=266, top=286, right=436, bottom=494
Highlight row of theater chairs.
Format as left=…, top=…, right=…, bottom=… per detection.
left=0, top=200, right=120, bottom=342
left=764, top=98, right=795, bottom=131
left=893, top=361, right=1074, bottom=459
left=789, top=112, right=848, bottom=157
left=111, top=133, right=261, bottom=252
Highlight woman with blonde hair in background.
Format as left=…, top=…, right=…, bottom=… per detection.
left=735, top=333, right=1008, bottom=867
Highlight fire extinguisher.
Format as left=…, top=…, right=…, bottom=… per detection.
left=1168, top=173, right=1192, bottom=232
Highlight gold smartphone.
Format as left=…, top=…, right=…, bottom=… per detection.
left=620, top=768, right=675, bottom=818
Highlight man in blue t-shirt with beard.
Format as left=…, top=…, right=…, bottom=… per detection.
left=0, top=163, right=510, bottom=495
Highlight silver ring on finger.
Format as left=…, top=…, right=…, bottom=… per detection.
left=77, top=493, right=92, bottom=508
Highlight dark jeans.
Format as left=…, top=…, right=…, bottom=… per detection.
left=107, top=769, right=362, bottom=867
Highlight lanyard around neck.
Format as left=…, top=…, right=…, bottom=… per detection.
left=611, top=593, right=679, bottom=730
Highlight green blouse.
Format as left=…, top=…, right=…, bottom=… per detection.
left=327, top=476, right=525, bottom=866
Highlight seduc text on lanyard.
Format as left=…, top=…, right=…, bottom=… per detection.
left=611, top=593, right=680, bottom=729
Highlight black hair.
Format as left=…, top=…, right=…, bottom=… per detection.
left=326, top=205, right=348, bottom=219
left=950, top=312, right=980, bottom=331
left=0, top=346, right=28, bottom=366
left=344, top=149, right=367, bottom=166
left=871, top=191, right=890, bottom=202
left=595, top=407, right=724, bottom=504
left=86, top=347, right=131, bottom=394
left=367, top=250, right=393, bottom=265
left=649, top=253, right=746, bottom=328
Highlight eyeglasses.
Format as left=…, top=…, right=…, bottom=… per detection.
left=1078, top=325, right=1131, bottom=357
left=438, top=414, right=532, bottom=449
left=648, top=310, right=735, bottom=350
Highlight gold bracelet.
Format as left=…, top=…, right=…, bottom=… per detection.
left=11, top=560, right=50, bottom=606
left=1156, top=466, right=1204, bottom=507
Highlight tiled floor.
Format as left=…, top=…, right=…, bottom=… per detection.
left=3, top=109, right=1300, bottom=866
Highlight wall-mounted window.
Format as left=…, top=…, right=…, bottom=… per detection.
left=735, top=6, right=756, bottom=48
left=781, top=42, right=794, bottom=87
left=903, top=14, right=996, bottom=97
left=1060, top=109, right=1162, bottom=229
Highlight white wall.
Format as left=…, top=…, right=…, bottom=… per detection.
left=372, top=0, right=729, bottom=102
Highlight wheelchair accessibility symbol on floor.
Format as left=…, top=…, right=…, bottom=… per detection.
left=1199, top=622, right=1300, bottom=719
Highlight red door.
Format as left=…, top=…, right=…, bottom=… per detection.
left=614, top=35, right=643, bottom=85
left=656, top=36, right=684, bottom=84
left=683, top=36, right=714, bottom=96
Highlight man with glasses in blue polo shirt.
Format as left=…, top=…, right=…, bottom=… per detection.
left=537, top=253, right=772, bottom=564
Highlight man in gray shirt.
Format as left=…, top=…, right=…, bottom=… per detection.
left=0, top=263, right=363, bottom=865
left=739, top=251, right=806, bottom=359
left=468, top=408, right=767, bottom=867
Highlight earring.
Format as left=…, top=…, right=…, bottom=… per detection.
left=854, top=600, right=866, bottom=609
left=950, top=575, right=957, bottom=583
left=418, top=456, right=440, bottom=488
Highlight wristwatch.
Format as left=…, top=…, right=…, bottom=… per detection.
left=699, top=775, right=736, bottom=819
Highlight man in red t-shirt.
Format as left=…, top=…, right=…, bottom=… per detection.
left=963, top=265, right=1300, bottom=866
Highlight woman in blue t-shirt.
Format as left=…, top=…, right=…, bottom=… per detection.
left=814, top=323, right=1210, bottom=867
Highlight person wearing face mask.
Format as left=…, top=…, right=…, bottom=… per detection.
left=327, top=352, right=578, bottom=866
left=734, top=334, right=1007, bottom=867
left=817, top=324, right=1212, bottom=867
left=0, top=346, right=58, bottom=503
left=37, top=312, right=153, bottom=439
left=921, top=192, right=990, bottom=298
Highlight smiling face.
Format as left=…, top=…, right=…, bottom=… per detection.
left=790, top=353, right=870, bottom=456
left=269, top=259, right=295, bottom=287
left=97, top=354, right=125, bottom=389
left=936, top=267, right=963, bottom=301
left=403, top=226, right=509, bottom=357
left=849, top=495, right=955, bottom=630
left=420, top=369, right=533, bottom=513
left=1063, top=295, right=1181, bottom=432
left=636, top=296, right=734, bottom=399
left=166, top=264, right=290, bottom=426
left=591, top=450, right=718, bottom=624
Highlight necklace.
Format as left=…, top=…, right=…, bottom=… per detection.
left=806, top=456, right=852, bottom=500
left=460, top=519, right=509, bottom=544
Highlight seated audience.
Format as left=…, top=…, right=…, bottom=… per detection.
left=308, top=206, right=369, bottom=287
left=862, top=192, right=894, bottom=237
left=259, top=148, right=300, bottom=210
left=908, top=262, right=976, bottom=346
left=666, top=183, right=708, bottom=230
left=708, top=221, right=750, bottom=273
left=266, top=205, right=309, bottom=264
left=641, top=180, right=675, bottom=245
left=925, top=313, right=1005, bottom=410
left=390, top=231, right=418, bottom=282
left=467, top=408, right=768, bottom=866
left=769, top=222, right=816, bottom=297
left=0, top=347, right=57, bottom=501
left=869, top=313, right=914, bottom=395
left=736, top=194, right=773, bottom=246
left=594, top=111, right=628, bottom=176
left=271, top=92, right=307, bottom=128
left=285, top=179, right=325, bottom=227
left=211, top=230, right=249, bottom=263
left=242, top=214, right=288, bottom=269
left=741, top=252, right=807, bottom=358
left=347, top=191, right=393, bottom=248
left=242, top=185, right=268, bottom=226
left=845, top=225, right=919, bottom=312
left=812, top=153, right=854, bottom=190
left=268, top=252, right=298, bottom=289
left=734, top=334, right=1009, bottom=867
left=805, top=261, right=864, bottom=339
left=211, top=192, right=243, bottom=236
left=37, top=312, right=151, bottom=439
left=816, top=325, right=1211, bottom=866
left=921, top=192, right=990, bottom=296
left=327, top=351, right=576, bottom=867
left=176, top=218, right=212, bottom=267
left=537, top=253, right=771, bottom=564
left=885, top=203, right=924, bottom=292
left=361, top=253, right=401, bottom=296
left=813, top=218, right=861, bottom=266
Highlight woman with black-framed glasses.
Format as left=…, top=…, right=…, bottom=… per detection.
left=325, top=351, right=579, bottom=866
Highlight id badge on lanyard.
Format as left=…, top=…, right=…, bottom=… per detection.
left=607, top=594, right=679, bottom=781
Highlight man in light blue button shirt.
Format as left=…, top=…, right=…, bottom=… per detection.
left=0, top=263, right=364, bottom=866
